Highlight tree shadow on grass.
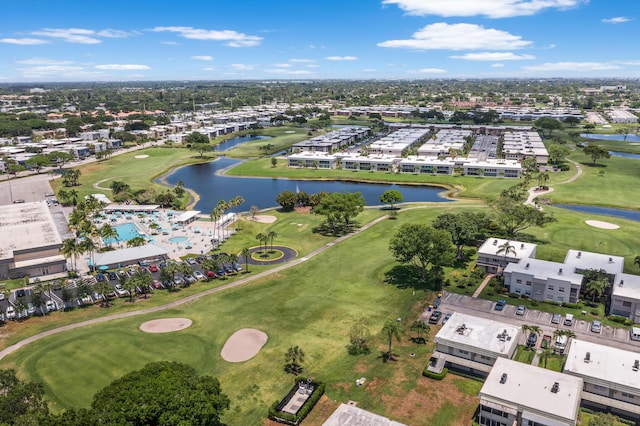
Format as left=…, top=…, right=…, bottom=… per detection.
left=384, top=265, right=430, bottom=291
left=378, top=351, right=399, bottom=363
left=312, top=221, right=359, bottom=237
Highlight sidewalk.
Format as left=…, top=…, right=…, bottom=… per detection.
left=472, top=273, right=495, bottom=298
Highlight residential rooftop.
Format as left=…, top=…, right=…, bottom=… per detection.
left=0, top=201, right=62, bottom=260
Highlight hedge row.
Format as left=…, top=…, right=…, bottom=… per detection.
left=268, top=380, right=326, bottom=425
left=422, top=367, right=448, bottom=380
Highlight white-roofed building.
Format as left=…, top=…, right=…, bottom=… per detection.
left=476, top=238, right=537, bottom=275
left=563, top=339, right=640, bottom=423
left=287, top=152, right=338, bottom=169
left=322, top=403, right=406, bottom=426
left=429, top=312, right=520, bottom=377
left=92, top=244, right=169, bottom=269
left=610, top=273, right=640, bottom=323
left=479, top=357, right=583, bottom=426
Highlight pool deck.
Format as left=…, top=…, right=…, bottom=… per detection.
left=92, top=209, right=237, bottom=267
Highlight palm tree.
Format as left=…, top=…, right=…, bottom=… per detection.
left=79, top=238, right=97, bottom=271
left=127, top=236, right=147, bottom=247
left=267, top=231, right=278, bottom=252
left=382, top=319, right=402, bottom=360
left=410, top=321, right=430, bottom=344
left=241, top=247, right=251, bottom=273
left=634, top=255, right=640, bottom=271
left=539, top=348, right=554, bottom=368
left=61, top=238, right=81, bottom=271
left=537, top=172, right=550, bottom=188
left=521, top=324, right=531, bottom=339
left=209, top=206, right=221, bottom=242
left=585, top=278, right=608, bottom=302
left=95, top=280, right=112, bottom=307
left=256, top=232, right=266, bottom=253
left=100, top=223, right=118, bottom=248
left=496, top=240, right=517, bottom=273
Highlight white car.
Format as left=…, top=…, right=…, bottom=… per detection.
left=6, top=306, right=16, bottom=320
left=114, top=285, right=130, bottom=297
left=27, top=303, right=36, bottom=316
left=193, top=270, right=205, bottom=281
left=591, top=320, right=602, bottom=333
left=45, top=300, right=56, bottom=312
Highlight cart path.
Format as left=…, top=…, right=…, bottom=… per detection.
left=524, top=159, right=583, bottom=207
left=0, top=213, right=390, bottom=360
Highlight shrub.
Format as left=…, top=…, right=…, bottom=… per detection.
left=610, top=315, right=628, bottom=324
left=562, top=302, right=580, bottom=309
left=268, top=380, right=325, bottom=425
left=509, top=293, right=520, bottom=299
left=530, top=300, right=539, bottom=306
left=422, top=367, right=448, bottom=380
left=590, top=310, right=599, bottom=316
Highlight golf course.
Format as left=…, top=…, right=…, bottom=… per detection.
left=1, top=126, right=639, bottom=425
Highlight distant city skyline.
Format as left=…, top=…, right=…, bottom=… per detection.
left=1, top=0, right=639, bottom=82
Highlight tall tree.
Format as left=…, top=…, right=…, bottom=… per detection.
left=382, top=319, right=402, bottom=360
left=410, top=321, right=430, bottom=344
left=492, top=198, right=556, bottom=238
left=284, top=346, right=305, bottom=376
left=389, top=224, right=455, bottom=283
left=185, top=132, right=212, bottom=157
left=0, top=369, right=49, bottom=424
left=347, top=318, right=371, bottom=355
left=241, top=247, right=251, bottom=273
left=379, top=189, right=403, bottom=209
left=91, top=361, right=229, bottom=425
left=583, top=143, right=611, bottom=165
left=432, top=211, right=490, bottom=259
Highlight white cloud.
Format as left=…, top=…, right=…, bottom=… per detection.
left=202, top=67, right=216, bottom=71
left=161, top=41, right=179, bottom=45
left=264, top=69, right=313, bottom=75
left=95, top=64, right=150, bottom=70
left=602, top=16, right=632, bottom=24
left=17, top=58, right=74, bottom=65
left=325, top=56, right=358, bottom=61
left=152, top=26, right=262, bottom=47
left=97, top=29, right=129, bottom=38
left=363, top=68, right=377, bottom=72
left=522, top=62, right=621, bottom=72
left=192, top=55, right=214, bottom=61
left=492, top=63, right=505, bottom=67
left=382, top=0, right=585, bottom=18
left=290, top=58, right=316, bottom=63
left=273, top=63, right=292, bottom=67
left=31, top=28, right=101, bottom=44
left=378, top=23, right=532, bottom=50
left=0, top=38, right=49, bottom=45
left=415, top=68, right=447, bottom=74
left=230, top=63, right=255, bottom=70
left=18, top=64, right=104, bottom=80
left=451, top=52, right=535, bottom=61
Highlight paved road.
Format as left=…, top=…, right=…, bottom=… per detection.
left=426, top=291, right=639, bottom=351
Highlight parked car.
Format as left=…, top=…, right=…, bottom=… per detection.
left=183, top=275, right=196, bottom=284
left=428, top=310, right=442, bottom=324
left=6, top=306, right=16, bottom=320
left=45, top=300, right=56, bottom=312
left=233, top=262, right=243, bottom=272
left=551, top=313, right=561, bottom=324
left=96, top=273, right=106, bottom=282
left=107, top=271, right=117, bottom=280
left=516, top=305, right=526, bottom=316
left=152, top=279, right=164, bottom=289
left=442, top=313, right=452, bottom=325
left=15, top=289, right=26, bottom=298
left=591, top=320, right=602, bottom=333
left=149, top=264, right=158, bottom=273
left=173, top=277, right=184, bottom=287
left=206, top=270, right=217, bottom=279
left=0, top=293, right=5, bottom=301
left=27, top=303, right=36, bottom=316
left=114, top=285, right=130, bottom=297
left=526, top=332, right=538, bottom=348
left=193, top=270, right=205, bottom=281
left=186, top=258, right=197, bottom=265
left=494, top=300, right=506, bottom=311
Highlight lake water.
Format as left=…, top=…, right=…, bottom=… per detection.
left=554, top=204, right=640, bottom=222
left=214, top=135, right=271, bottom=151
left=164, top=157, right=452, bottom=212
left=580, top=133, right=640, bottom=142
left=609, top=151, right=640, bottom=159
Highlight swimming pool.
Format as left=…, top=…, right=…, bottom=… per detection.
left=103, top=223, right=143, bottom=245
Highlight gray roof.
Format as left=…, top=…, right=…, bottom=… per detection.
left=322, top=404, right=406, bottom=426
left=93, top=244, right=168, bottom=267
left=0, top=201, right=62, bottom=260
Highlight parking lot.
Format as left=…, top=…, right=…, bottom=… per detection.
left=425, top=292, right=640, bottom=351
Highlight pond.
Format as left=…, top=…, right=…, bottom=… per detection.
left=580, top=133, right=640, bottom=143
left=164, top=157, right=452, bottom=212
left=214, top=135, right=272, bottom=151
left=553, top=204, right=640, bottom=222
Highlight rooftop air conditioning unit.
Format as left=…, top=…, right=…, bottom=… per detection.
left=584, top=352, right=591, bottom=363
left=577, top=252, right=581, bottom=258
left=551, top=382, right=559, bottom=393
left=634, top=360, right=639, bottom=372
left=500, top=373, right=507, bottom=384
left=525, top=263, right=530, bottom=269
left=559, top=268, right=563, bottom=274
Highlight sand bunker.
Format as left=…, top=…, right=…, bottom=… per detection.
left=585, top=220, right=620, bottom=230
left=221, top=328, right=268, bottom=362
left=249, top=215, right=277, bottom=223
left=134, top=155, right=149, bottom=159
left=140, top=318, right=192, bottom=333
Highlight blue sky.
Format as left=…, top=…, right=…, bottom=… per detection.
left=1, top=0, right=639, bottom=82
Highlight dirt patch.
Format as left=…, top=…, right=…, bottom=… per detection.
left=221, top=328, right=268, bottom=362
left=134, top=155, right=149, bottom=159
left=585, top=220, right=620, bottom=229
left=294, top=206, right=312, bottom=214
left=249, top=215, right=277, bottom=224
left=140, top=318, right=192, bottom=333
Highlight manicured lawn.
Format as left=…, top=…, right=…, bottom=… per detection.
left=540, top=354, right=565, bottom=372
left=222, top=127, right=313, bottom=158
left=514, top=345, right=535, bottom=364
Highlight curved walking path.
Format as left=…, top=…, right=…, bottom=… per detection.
left=524, top=159, right=583, bottom=207
left=93, top=177, right=116, bottom=190
left=0, top=214, right=390, bottom=361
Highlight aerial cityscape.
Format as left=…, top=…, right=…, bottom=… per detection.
left=1, top=1, right=640, bottom=426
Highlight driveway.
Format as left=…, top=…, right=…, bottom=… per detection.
left=436, top=291, right=640, bottom=351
